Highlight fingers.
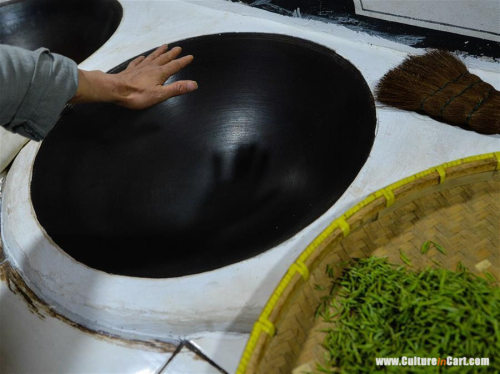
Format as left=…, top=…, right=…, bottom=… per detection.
left=125, top=55, right=146, bottom=70
left=154, top=46, right=182, bottom=66
left=161, top=55, right=194, bottom=78
left=157, top=80, right=198, bottom=101
left=117, top=45, right=197, bottom=108
left=126, top=45, right=186, bottom=72
left=143, top=44, right=168, bottom=63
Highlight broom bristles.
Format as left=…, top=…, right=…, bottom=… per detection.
left=376, top=50, right=499, bottom=134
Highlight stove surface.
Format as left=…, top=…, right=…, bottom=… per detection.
left=0, top=0, right=498, bottom=373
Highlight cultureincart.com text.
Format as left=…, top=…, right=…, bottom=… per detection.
left=376, top=356, right=490, bottom=367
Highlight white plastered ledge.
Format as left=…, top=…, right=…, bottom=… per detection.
left=1, top=0, right=499, bottom=343
left=0, top=128, right=29, bottom=173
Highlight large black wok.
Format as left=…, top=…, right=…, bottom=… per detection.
left=31, top=33, right=376, bottom=278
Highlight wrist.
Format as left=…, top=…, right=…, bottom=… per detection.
left=71, top=70, right=122, bottom=104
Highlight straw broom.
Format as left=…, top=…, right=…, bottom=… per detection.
left=376, top=50, right=499, bottom=134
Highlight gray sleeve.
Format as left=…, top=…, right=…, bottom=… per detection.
left=0, top=44, right=78, bottom=141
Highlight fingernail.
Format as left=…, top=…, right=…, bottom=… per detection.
left=187, top=81, right=198, bottom=91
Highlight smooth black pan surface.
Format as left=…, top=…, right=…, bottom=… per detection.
left=0, top=0, right=122, bottom=63
left=31, top=33, right=376, bottom=278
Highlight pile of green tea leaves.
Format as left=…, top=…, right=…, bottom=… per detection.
left=316, top=257, right=499, bottom=373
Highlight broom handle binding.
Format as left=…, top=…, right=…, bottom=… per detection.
left=465, top=87, right=494, bottom=125
left=439, top=80, right=482, bottom=117
left=419, top=72, right=466, bottom=111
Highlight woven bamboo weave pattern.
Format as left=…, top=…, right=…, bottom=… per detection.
left=238, top=153, right=499, bottom=374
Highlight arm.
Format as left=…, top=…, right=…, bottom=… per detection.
left=0, top=44, right=197, bottom=141
left=71, top=45, right=197, bottom=109
left=0, top=44, right=78, bottom=140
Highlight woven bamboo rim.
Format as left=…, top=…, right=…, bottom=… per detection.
left=237, top=152, right=500, bottom=374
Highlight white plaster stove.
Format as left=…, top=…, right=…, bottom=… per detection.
left=0, top=1, right=499, bottom=373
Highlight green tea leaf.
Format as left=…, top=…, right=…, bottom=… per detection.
left=317, top=257, right=500, bottom=374
left=421, top=240, right=431, bottom=254
left=399, top=249, right=412, bottom=266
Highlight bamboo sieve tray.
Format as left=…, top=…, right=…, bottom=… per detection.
left=237, top=152, right=500, bottom=374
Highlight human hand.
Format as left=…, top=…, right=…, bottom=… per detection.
left=71, top=45, right=197, bottom=109
left=113, top=44, right=197, bottom=108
